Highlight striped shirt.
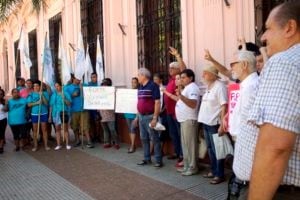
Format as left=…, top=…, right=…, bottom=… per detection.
left=233, top=44, right=300, bottom=186
left=137, top=80, right=160, bottom=115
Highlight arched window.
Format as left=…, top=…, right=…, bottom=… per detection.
left=136, top=0, right=181, bottom=82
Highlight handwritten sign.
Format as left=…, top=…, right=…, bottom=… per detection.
left=227, top=83, right=240, bottom=132
left=115, top=89, right=138, bottom=114
left=83, top=86, right=115, bottom=110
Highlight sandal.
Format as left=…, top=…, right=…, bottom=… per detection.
left=202, top=172, right=214, bottom=178
left=210, top=177, right=225, bottom=185
left=127, top=147, right=135, bottom=153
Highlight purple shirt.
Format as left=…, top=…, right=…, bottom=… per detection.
left=137, top=80, right=160, bottom=115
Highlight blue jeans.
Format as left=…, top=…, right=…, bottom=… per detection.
left=203, top=124, right=224, bottom=178
left=138, top=114, right=162, bottom=163
left=166, top=114, right=182, bottom=157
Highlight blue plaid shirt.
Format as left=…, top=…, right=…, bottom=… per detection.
left=233, top=43, right=300, bottom=186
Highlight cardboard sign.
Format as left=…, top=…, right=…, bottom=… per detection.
left=83, top=86, right=115, bottom=110
left=115, top=89, right=138, bottom=114
left=228, top=83, right=240, bottom=132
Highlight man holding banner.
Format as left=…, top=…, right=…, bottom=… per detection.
left=136, top=68, right=163, bottom=168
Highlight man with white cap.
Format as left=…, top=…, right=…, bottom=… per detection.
left=198, top=65, right=228, bottom=185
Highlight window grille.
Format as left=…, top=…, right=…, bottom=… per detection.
left=136, top=0, right=182, bottom=83
left=80, top=0, right=104, bottom=73
left=49, top=13, right=61, bottom=83
left=28, top=30, right=38, bottom=80
left=14, top=40, right=21, bottom=78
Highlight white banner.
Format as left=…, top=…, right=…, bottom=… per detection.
left=115, top=89, right=138, bottom=114
left=83, top=86, right=115, bottom=110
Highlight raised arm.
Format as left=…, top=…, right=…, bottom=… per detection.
left=169, top=46, right=186, bottom=71
left=204, top=49, right=231, bottom=78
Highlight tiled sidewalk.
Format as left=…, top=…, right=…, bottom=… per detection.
left=1, top=132, right=228, bottom=200
left=0, top=141, right=94, bottom=200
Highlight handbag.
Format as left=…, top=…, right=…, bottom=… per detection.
left=212, top=134, right=234, bottom=160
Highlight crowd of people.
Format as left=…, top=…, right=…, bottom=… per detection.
left=0, top=2, right=299, bottom=199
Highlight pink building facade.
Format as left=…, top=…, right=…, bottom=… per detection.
left=0, top=0, right=278, bottom=92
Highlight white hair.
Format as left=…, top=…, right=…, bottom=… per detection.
left=138, top=67, right=151, bottom=78
left=238, top=50, right=257, bottom=73
left=169, top=62, right=180, bottom=69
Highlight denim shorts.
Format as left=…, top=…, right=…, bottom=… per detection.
left=31, top=114, right=48, bottom=123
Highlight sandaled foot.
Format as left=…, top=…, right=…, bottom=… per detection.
left=202, top=172, right=214, bottom=178
left=210, top=177, right=225, bottom=185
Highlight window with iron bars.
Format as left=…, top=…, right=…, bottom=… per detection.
left=49, top=13, right=61, bottom=83
left=80, top=0, right=104, bottom=75
left=136, top=0, right=181, bottom=83
left=255, top=0, right=297, bottom=45
left=28, top=29, right=38, bottom=81
left=14, top=40, right=21, bottom=79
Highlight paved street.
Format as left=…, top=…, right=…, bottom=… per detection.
left=0, top=129, right=229, bottom=200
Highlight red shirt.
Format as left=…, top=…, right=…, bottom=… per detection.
left=164, top=77, right=177, bottom=116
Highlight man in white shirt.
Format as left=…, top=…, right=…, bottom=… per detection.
left=227, top=50, right=258, bottom=199
left=198, top=66, right=227, bottom=184
left=175, top=69, right=200, bottom=176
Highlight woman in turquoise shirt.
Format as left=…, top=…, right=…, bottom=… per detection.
left=49, top=82, right=72, bottom=150
left=5, top=89, right=27, bottom=151
left=27, top=80, right=50, bottom=152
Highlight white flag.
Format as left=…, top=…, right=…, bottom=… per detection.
left=58, top=29, right=71, bottom=85
left=84, top=45, right=94, bottom=84
left=74, top=32, right=85, bottom=80
left=42, top=34, right=54, bottom=87
left=96, top=34, right=104, bottom=84
left=18, top=28, right=32, bottom=69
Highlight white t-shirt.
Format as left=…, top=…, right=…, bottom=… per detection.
left=175, top=82, right=200, bottom=122
left=229, top=73, right=259, bottom=137
left=198, top=80, right=227, bottom=125
left=0, top=104, right=7, bottom=120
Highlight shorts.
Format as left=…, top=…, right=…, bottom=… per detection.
left=10, top=124, right=26, bottom=140
left=71, top=111, right=90, bottom=133
left=125, top=118, right=137, bottom=134
left=53, top=112, right=69, bottom=125
left=31, top=114, right=48, bottom=124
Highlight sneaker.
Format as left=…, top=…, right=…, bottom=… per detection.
left=86, top=143, right=94, bottom=148
left=73, top=141, right=81, bottom=147
left=54, top=145, right=62, bottom=151
left=176, top=161, right=184, bottom=168
left=45, top=146, right=51, bottom=151
left=103, top=143, right=112, bottom=148
left=137, top=160, right=152, bottom=166
left=154, top=162, right=163, bottom=168
left=177, top=167, right=187, bottom=173
left=32, top=147, right=38, bottom=152
left=182, top=169, right=198, bottom=176
left=114, top=144, right=120, bottom=150
left=66, top=145, right=72, bottom=150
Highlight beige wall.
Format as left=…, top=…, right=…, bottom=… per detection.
left=181, top=0, right=255, bottom=82
left=0, top=0, right=255, bottom=93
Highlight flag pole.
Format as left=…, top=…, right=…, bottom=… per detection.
left=59, top=24, right=65, bottom=143
left=36, top=32, right=47, bottom=147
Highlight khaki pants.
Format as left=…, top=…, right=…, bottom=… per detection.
left=180, top=120, right=199, bottom=171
